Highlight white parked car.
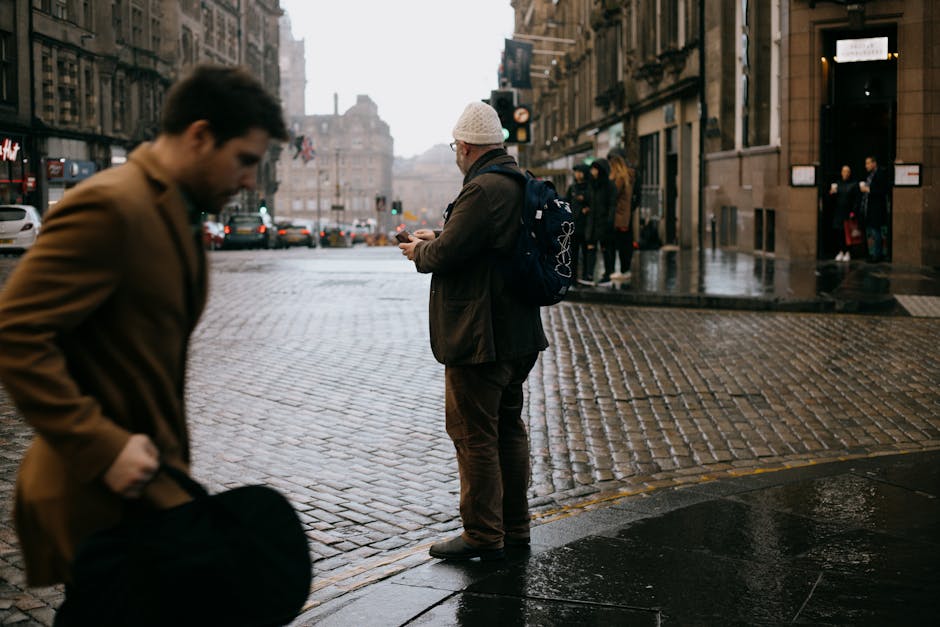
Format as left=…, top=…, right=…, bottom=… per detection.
left=350, top=220, right=375, bottom=245
left=0, top=205, right=42, bottom=253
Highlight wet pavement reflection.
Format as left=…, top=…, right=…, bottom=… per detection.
left=304, top=450, right=940, bottom=626
left=467, top=536, right=818, bottom=624
left=573, top=248, right=940, bottom=312
left=409, top=590, right=658, bottom=626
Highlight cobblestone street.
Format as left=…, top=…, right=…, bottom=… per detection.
left=1, top=246, right=939, bottom=624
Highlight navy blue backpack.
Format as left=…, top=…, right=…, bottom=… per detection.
left=479, top=166, right=574, bottom=306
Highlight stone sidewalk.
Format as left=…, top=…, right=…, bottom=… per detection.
left=0, top=248, right=938, bottom=625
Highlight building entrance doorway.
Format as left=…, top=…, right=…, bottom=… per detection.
left=818, top=26, right=896, bottom=261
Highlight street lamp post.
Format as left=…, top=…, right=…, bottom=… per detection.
left=332, top=148, right=345, bottom=226
left=334, top=149, right=340, bottom=207
left=315, top=167, right=324, bottom=233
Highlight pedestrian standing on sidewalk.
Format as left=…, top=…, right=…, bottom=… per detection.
left=586, top=158, right=618, bottom=285
left=565, top=163, right=592, bottom=285
left=829, top=164, right=861, bottom=262
left=0, top=65, right=287, bottom=622
left=607, top=152, right=637, bottom=281
left=399, top=101, right=548, bottom=561
left=859, top=155, right=891, bottom=262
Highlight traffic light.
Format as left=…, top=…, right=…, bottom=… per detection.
left=489, top=90, right=530, bottom=144
left=490, top=89, right=515, bottom=143
left=511, top=105, right=531, bottom=144
left=391, top=200, right=402, bottom=215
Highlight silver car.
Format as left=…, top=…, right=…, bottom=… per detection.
left=0, top=205, right=42, bottom=253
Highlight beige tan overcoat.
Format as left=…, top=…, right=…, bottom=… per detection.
left=0, top=144, right=205, bottom=585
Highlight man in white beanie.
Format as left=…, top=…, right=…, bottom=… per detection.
left=399, top=102, right=548, bottom=561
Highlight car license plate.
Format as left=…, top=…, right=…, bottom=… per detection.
left=0, top=239, right=13, bottom=245
left=236, top=228, right=252, bottom=234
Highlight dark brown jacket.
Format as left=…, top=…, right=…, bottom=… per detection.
left=862, top=166, right=891, bottom=228
left=413, top=149, right=548, bottom=366
left=0, top=144, right=203, bottom=585
left=586, top=158, right=617, bottom=242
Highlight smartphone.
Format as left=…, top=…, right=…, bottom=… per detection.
left=395, top=230, right=412, bottom=244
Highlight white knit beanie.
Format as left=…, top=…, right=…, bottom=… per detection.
left=452, top=102, right=504, bottom=145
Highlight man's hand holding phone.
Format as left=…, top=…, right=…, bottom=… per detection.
left=399, top=228, right=436, bottom=261
left=395, top=230, right=413, bottom=244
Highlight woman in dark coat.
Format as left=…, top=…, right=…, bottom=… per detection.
left=829, top=164, right=860, bottom=262
left=585, top=158, right=618, bottom=284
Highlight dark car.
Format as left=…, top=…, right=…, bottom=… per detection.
left=223, top=213, right=275, bottom=249
left=319, top=227, right=350, bottom=248
left=275, top=221, right=315, bottom=248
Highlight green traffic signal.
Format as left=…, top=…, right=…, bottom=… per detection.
left=491, top=89, right=516, bottom=142
left=489, top=91, right=530, bottom=144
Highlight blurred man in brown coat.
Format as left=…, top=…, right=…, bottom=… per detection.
left=400, top=102, right=548, bottom=560
left=0, top=65, right=286, bottom=607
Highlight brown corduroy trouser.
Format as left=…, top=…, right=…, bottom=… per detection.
left=444, top=353, right=539, bottom=548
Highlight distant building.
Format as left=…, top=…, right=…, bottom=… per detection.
left=393, top=145, right=464, bottom=229
left=276, top=94, right=393, bottom=229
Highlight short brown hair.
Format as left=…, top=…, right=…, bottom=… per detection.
left=160, top=65, right=288, bottom=144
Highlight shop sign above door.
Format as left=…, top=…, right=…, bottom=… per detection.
left=835, top=37, right=889, bottom=63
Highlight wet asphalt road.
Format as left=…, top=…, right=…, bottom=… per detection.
left=1, top=245, right=938, bottom=625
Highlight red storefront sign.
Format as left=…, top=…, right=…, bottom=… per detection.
left=0, top=137, right=21, bottom=162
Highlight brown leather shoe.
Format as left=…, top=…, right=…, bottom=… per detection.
left=429, top=536, right=504, bottom=561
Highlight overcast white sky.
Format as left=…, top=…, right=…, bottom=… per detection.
left=278, top=0, right=515, bottom=158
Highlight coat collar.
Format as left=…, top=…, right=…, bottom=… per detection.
left=127, top=143, right=206, bottom=325
left=464, top=148, right=512, bottom=184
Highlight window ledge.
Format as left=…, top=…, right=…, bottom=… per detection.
left=705, top=145, right=781, bottom=161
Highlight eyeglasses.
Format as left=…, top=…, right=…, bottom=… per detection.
left=449, top=141, right=459, bottom=152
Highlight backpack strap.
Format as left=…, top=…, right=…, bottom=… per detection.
left=474, top=164, right=527, bottom=185
left=473, top=165, right=529, bottom=222
left=473, top=166, right=529, bottom=227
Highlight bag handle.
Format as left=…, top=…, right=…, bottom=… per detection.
left=159, top=462, right=211, bottom=499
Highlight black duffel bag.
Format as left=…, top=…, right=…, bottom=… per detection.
left=66, top=464, right=312, bottom=626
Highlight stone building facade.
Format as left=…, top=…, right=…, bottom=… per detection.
left=0, top=0, right=282, bottom=215
left=277, top=14, right=304, bottom=122
left=512, top=0, right=938, bottom=264
left=514, top=0, right=703, bottom=249
left=778, top=1, right=938, bottom=265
